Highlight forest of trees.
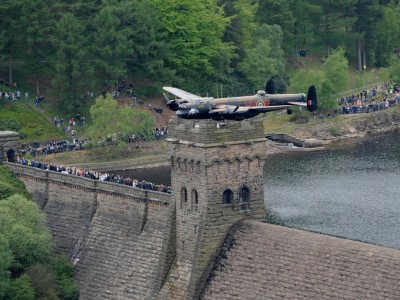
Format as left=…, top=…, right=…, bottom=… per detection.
left=1, top=0, right=400, bottom=115
left=0, top=166, right=79, bottom=300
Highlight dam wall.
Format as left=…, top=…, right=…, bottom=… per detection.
left=4, top=162, right=176, bottom=299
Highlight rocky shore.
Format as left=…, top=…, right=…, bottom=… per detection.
left=266, top=107, right=400, bottom=155
left=56, top=107, right=400, bottom=170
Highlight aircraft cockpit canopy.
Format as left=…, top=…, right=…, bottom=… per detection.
left=257, top=90, right=266, bottom=96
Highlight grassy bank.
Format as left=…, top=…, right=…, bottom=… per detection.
left=38, top=140, right=168, bottom=166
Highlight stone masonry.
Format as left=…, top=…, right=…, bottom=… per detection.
left=202, top=220, right=400, bottom=299
left=158, top=117, right=266, bottom=299
left=5, top=162, right=175, bottom=299
left=3, top=122, right=400, bottom=300
left=0, top=131, right=20, bottom=162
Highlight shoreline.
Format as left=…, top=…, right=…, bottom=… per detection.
left=53, top=108, right=400, bottom=170
left=265, top=109, right=400, bottom=155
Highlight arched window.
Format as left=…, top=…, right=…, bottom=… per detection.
left=180, top=187, right=187, bottom=208
left=239, top=186, right=250, bottom=202
left=239, top=186, right=250, bottom=209
left=222, top=189, right=233, bottom=205
left=6, top=149, right=15, bottom=163
left=191, top=189, right=199, bottom=211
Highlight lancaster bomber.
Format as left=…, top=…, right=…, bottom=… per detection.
left=163, top=80, right=317, bottom=121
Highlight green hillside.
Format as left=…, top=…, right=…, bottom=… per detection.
left=0, top=100, right=64, bottom=143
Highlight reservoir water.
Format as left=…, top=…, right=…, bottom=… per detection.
left=264, top=129, right=400, bottom=249
left=115, top=129, right=400, bottom=249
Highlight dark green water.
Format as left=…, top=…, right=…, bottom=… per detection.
left=264, top=129, right=400, bottom=249
left=114, top=130, right=400, bottom=249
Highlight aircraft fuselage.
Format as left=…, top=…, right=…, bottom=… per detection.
left=176, top=92, right=306, bottom=119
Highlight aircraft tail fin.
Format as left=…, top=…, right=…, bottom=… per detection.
left=265, top=79, right=275, bottom=94
left=306, top=85, right=317, bottom=112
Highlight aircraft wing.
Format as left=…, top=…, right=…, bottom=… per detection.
left=288, top=101, right=307, bottom=107
left=163, top=87, right=200, bottom=99
left=209, top=105, right=292, bottom=115
left=246, top=105, right=293, bottom=112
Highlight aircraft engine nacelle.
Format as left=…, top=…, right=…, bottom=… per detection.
left=168, top=100, right=180, bottom=111
left=163, top=93, right=180, bottom=111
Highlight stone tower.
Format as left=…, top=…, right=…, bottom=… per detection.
left=0, top=131, right=20, bottom=163
left=160, top=117, right=266, bottom=299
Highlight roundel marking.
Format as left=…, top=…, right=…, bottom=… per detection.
left=256, top=100, right=264, bottom=106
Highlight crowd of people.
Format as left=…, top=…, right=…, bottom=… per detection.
left=336, top=84, right=400, bottom=115
left=155, top=126, right=168, bottom=139
left=21, top=139, right=89, bottom=156
left=16, top=157, right=172, bottom=194
left=0, top=80, right=24, bottom=102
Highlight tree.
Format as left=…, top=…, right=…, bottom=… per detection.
left=0, top=194, right=53, bottom=274
left=386, top=56, right=400, bottom=84
left=0, top=166, right=30, bottom=200
left=312, top=0, right=357, bottom=55
left=19, top=0, right=54, bottom=95
left=150, top=0, right=234, bottom=90
left=117, top=0, right=175, bottom=83
left=255, top=0, right=296, bottom=53
left=321, top=47, right=349, bottom=110
left=7, top=274, right=35, bottom=300
left=0, top=0, right=26, bottom=84
left=324, top=48, right=349, bottom=91
left=92, top=0, right=134, bottom=83
left=52, top=255, right=79, bottom=300
left=375, top=4, right=400, bottom=67
left=289, top=68, right=325, bottom=96
left=218, top=0, right=258, bottom=68
left=51, top=13, right=93, bottom=115
left=85, top=95, right=156, bottom=143
left=352, top=0, right=383, bottom=70
left=287, top=0, right=322, bottom=50
left=237, top=24, right=285, bottom=90
left=0, top=236, right=12, bottom=299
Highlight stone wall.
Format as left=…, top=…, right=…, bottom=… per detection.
left=202, top=220, right=400, bottom=300
left=0, top=131, right=20, bottom=162
left=167, top=116, right=264, bottom=144
left=4, top=162, right=176, bottom=300
left=159, top=117, right=266, bottom=299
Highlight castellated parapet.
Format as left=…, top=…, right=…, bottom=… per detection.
left=158, top=117, right=266, bottom=299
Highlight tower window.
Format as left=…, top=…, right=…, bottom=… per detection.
left=239, top=186, right=250, bottom=209
left=191, top=189, right=199, bottom=212
left=180, top=187, right=187, bottom=209
left=222, top=189, right=233, bottom=205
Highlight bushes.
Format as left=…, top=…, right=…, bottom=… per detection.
left=329, top=126, right=340, bottom=137
left=52, top=256, right=79, bottom=300
left=0, top=166, right=30, bottom=200
left=0, top=169, right=79, bottom=299
left=0, top=118, right=21, bottom=132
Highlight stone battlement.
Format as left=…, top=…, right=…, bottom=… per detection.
left=167, top=116, right=265, bottom=144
